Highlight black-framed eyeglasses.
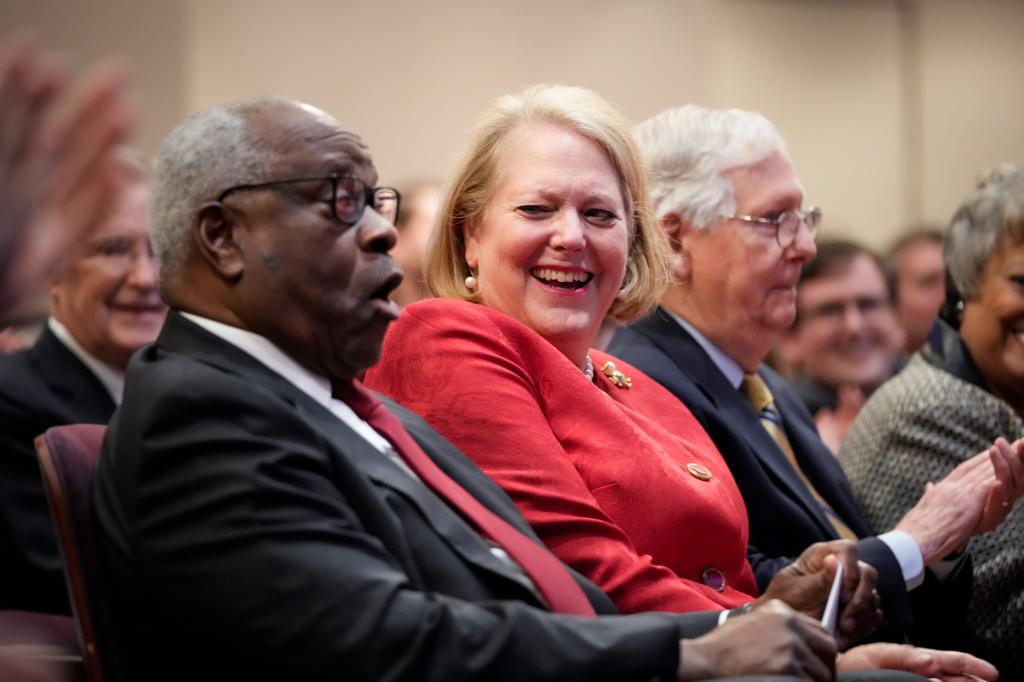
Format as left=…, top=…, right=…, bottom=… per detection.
left=723, top=206, right=822, bottom=248
left=217, top=174, right=401, bottom=226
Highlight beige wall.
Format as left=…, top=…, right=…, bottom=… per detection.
left=0, top=0, right=186, bottom=158
left=919, top=0, right=1024, bottom=229
left=3, top=0, right=1023, bottom=251
left=184, top=0, right=713, bottom=185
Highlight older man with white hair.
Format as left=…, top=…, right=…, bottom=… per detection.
left=609, top=105, right=1024, bottom=648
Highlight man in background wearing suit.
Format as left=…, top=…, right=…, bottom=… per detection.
left=609, top=104, right=1024, bottom=649
left=93, top=96, right=925, bottom=682
left=0, top=152, right=164, bottom=614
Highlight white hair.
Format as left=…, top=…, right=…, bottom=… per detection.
left=149, top=98, right=287, bottom=283
left=946, top=162, right=1024, bottom=298
left=632, top=105, right=786, bottom=229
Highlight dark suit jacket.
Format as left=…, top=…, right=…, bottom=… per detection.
left=0, top=325, right=116, bottom=614
left=95, top=311, right=718, bottom=682
left=609, top=308, right=970, bottom=637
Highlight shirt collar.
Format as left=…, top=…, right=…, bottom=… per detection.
left=47, top=318, right=125, bottom=404
left=661, top=308, right=746, bottom=389
left=179, top=312, right=334, bottom=411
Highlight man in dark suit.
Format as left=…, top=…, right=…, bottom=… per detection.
left=0, top=152, right=165, bottom=614
left=94, top=96, right=880, bottom=682
left=609, top=104, right=1024, bottom=648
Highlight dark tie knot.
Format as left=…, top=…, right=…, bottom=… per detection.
left=332, top=380, right=380, bottom=420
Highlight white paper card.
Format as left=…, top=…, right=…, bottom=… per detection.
left=821, top=562, right=843, bottom=636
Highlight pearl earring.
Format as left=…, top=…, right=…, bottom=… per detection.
left=464, top=275, right=478, bottom=290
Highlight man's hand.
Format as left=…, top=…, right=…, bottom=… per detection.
left=896, top=437, right=1024, bottom=564
left=837, top=643, right=998, bottom=681
left=677, top=600, right=836, bottom=681
left=759, top=540, right=882, bottom=649
left=0, top=35, right=134, bottom=319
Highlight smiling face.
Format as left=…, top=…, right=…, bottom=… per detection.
left=679, top=150, right=816, bottom=370
left=463, top=122, right=629, bottom=365
left=791, top=253, right=902, bottom=391
left=960, top=238, right=1024, bottom=413
left=50, top=181, right=166, bottom=370
left=215, top=104, right=403, bottom=380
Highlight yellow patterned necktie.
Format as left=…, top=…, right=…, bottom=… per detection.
left=740, top=373, right=857, bottom=541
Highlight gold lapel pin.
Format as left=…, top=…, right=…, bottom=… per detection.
left=601, top=361, right=632, bottom=389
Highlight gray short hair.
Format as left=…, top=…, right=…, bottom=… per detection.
left=150, top=98, right=283, bottom=283
left=632, top=105, right=785, bottom=229
left=945, top=163, right=1024, bottom=298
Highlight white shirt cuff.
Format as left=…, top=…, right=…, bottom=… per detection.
left=717, top=609, right=730, bottom=626
left=877, top=529, right=925, bottom=590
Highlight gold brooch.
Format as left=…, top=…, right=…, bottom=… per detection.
left=601, top=361, right=632, bottom=389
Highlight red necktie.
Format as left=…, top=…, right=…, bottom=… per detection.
left=336, top=380, right=596, bottom=616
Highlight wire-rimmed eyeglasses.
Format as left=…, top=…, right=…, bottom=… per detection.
left=217, top=174, right=401, bottom=226
left=723, top=206, right=822, bottom=248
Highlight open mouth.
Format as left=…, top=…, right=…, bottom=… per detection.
left=371, top=269, right=403, bottom=303
left=530, top=267, right=593, bottom=291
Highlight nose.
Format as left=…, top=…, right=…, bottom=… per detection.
left=786, top=219, right=817, bottom=262
left=126, top=247, right=159, bottom=289
left=358, top=206, right=399, bottom=254
left=550, top=210, right=586, bottom=253
left=839, top=301, right=867, bottom=335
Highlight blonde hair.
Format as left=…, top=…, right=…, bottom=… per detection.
left=426, top=84, right=670, bottom=321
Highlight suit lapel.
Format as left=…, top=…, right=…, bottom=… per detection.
left=304, top=402, right=541, bottom=594
left=632, top=310, right=838, bottom=537
left=28, top=326, right=116, bottom=422
left=156, top=311, right=539, bottom=596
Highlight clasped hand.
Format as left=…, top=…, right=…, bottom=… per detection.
left=759, top=540, right=881, bottom=649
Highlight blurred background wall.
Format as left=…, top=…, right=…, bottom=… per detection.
left=3, top=0, right=1023, bottom=248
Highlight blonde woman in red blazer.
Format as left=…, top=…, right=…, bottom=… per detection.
left=367, top=83, right=862, bottom=621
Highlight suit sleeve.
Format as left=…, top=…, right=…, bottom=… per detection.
left=366, top=306, right=743, bottom=614
left=97, top=362, right=712, bottom=682
left=0, top=386, right=68, bottom=613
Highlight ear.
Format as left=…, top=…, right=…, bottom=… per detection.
left=464, top=225, right=480, bottom=271
left=660, top=212, right=694, bottom=283
left=195, top=203, right=245, bottom=281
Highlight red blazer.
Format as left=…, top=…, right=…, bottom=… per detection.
left=366, top=299, right=757, bottom=613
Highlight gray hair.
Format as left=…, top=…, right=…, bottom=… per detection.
left=149, top=98, right=283, bottom=283
left=945, top=162, right=1024, bottom=298
left=632, top=105, right=786, bottom=229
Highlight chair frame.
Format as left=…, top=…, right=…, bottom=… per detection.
left=36, top=426, right=107, bottom=682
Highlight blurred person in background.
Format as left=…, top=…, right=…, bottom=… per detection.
left=779, top=240, right=905, bottom=452
left=886, top=229, right=946, bottom=356
left=390, top=179, right=441, bottom=308
left=0, top=150, right=164, bottom=614
left=842, top=163, right=1024, bottom=678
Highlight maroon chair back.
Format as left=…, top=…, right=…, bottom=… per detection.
left=35, top=425, right=110, bottom=682
left=0, top=609, right=82, bottom=681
